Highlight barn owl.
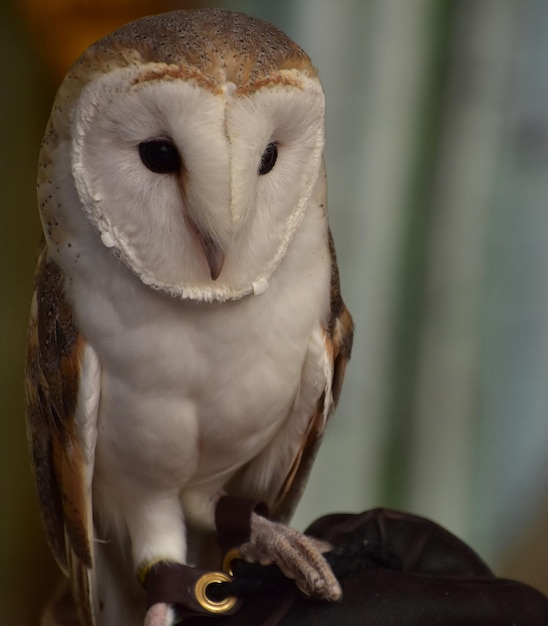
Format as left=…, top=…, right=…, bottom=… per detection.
left=26, top=9, right=353, bottom=626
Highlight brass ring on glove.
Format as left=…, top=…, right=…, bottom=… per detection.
left=194, top=571, right=237, bottom=613
left=222, top=548, right=242, bottom=576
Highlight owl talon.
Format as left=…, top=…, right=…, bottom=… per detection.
left=239, top=513, right=342, bottom=601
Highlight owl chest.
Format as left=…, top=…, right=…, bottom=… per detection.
left=73, top=267, right=327, bottom=485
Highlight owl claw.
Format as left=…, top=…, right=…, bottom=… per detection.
left=144, top=602, right=176, bottom=626
left=239, top=513, right=342, bottom=601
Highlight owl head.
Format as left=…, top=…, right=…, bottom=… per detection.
left=39, top=9, right=326, bottom=302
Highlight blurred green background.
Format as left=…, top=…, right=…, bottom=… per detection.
left=1, top=4, right=52, bottom=625
left=3, top=0, right=548, bottom=624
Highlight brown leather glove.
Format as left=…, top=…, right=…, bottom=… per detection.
left=178, top=506, right=548, bottom=625
left=44, top=505, right=548, bottom=624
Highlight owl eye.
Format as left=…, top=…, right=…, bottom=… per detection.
left=139, top=139, right=182, bottom=174
left=258, top=142, right=278, bottom=175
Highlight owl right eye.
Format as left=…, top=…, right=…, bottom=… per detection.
left=139, top=140, right=182, bottom=174
left=258, top=142, right=278, bottom=176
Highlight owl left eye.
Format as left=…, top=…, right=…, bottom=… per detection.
left=258, top=142, right=278, bottom=175
left=139, top=139, right=182, bottom=174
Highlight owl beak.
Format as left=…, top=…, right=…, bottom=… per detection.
left=199, top=233, right=225, bottom=281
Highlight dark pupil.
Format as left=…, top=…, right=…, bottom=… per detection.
left=258, top=142, right=278, bottom=175
left=139, top=140, right=181, bottom=174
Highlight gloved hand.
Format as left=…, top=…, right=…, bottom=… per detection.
left=180, top=505, right=548, bottom=625
left=44, top=505, right=548, bottom=625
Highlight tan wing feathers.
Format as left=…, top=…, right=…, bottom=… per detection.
left=331, top=306, right=354, bottom=407
left=326, top=227, right=354, bottom=406
left=26, top=243, right=94, bottom=575
left=272, top=228, right=354, bottom=521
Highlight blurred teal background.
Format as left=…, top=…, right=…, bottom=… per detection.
left=2, top=0, right=548, bottom=623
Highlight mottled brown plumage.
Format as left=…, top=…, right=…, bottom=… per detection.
left=272, top=226, right=353, bottom=521
left=26, top=243, right=95, bottom=625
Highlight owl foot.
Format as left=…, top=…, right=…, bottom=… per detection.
left=144, top=602, right=176, bottom=626
left=239, top=513, right=342, bottom=601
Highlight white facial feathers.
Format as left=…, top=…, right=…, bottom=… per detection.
left=68, top=64, right=325, bottom=301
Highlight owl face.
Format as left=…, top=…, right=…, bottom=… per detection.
left=41, top=11, right=326, bottom=302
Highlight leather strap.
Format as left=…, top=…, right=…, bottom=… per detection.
left=143, top=498, right=270, bottom=620
left=144, top=561, right=240, bottom=617
left=215, top=496, right=269, bottom=552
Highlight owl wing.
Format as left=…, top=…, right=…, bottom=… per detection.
left=26, top=242, right=100, bottom=626
left=271, top=229, right=354, bottom=522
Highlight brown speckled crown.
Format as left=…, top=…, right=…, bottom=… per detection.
left=44, top=9, right=318, bottom=153
left=73, top=9, right=316, bottom=89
